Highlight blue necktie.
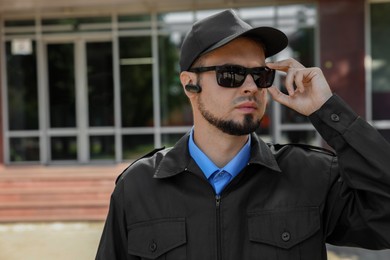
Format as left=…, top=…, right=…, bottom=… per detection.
left=210, top=170, right=232, bottom=195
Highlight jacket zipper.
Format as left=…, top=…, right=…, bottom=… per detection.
left=186, top=169, right=224, bottom=259
left=216, top=195, right=222, bottom=260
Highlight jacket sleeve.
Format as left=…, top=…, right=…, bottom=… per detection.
left=309, top=94, right=390, bottom=249
left=96, top=180, right=138, bottom=260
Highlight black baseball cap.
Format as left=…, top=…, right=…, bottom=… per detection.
left=180, top=9, right=288, bottom=72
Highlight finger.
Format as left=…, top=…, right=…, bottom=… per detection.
left=285, top=68, right=297, bottom=96
left=266, top=61, right=290, bottom=73
left=266, top=58, right=305, bottom=72
left=294, top=70, right=305, bottom=93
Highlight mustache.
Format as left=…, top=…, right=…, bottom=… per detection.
left=232, top=96, right=260, bottom=105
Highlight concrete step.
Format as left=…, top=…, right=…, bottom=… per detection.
left=0, top=207, right=110, bottom=222
left=0, top=186, right=113, bottom=195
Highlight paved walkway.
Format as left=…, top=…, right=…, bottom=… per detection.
left=0, top=221, right=104, bottom=260
left=0, top=220, right=387, bottom=260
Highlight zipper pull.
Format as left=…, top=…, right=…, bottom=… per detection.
left=216, top=195, right=221, bottom=208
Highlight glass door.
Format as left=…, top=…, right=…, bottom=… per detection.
left=85, top=41, right=115, bottom=161
left=45, top=39, right=114, bottom=163
left=46, top=42, right=78, bottom=162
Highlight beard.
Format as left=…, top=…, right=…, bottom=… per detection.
left=197, top=96, right=261, bottom=136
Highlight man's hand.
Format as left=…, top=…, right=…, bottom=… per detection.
left=266, top=58, right=333, bottom=116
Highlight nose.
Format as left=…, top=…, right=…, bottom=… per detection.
left=241, top=74, right=258, bottom=94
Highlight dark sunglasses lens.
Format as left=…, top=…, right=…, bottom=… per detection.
left=216, top=66, right=246, bottom=88
left=215, top=66, right=275, bottom=88
left=253, top=68, right=275, bottom=88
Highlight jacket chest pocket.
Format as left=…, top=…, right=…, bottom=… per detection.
left=248, top=207, right=321, bottom=260
left=127, top=218, right=187, bottom=260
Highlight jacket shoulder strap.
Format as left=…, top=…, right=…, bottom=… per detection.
left=115, top=147, right=166, bottom=184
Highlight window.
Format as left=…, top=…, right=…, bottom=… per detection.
left=47, top=43, right=76, bottom=128
left=51, top=136, right=77, bottom=160
left=10, top=137, right=39, bottom=162
left=371, top=1, right=390, bottom=141
left=90, top=136, right=115, bottom=160
left=122, top=134, right=154, bottom=159
left=119, top=36, right=154, bottom=127
left=6, top=40, right=39, bottom=130
left=87, top=41, right=114, bottom=127
left=158, top=32, right=193, bottom=127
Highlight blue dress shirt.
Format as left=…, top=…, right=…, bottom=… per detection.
left=188, top=129, right=251, bottom=195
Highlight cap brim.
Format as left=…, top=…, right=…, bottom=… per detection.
left=202, top=27, right=288, bottom=58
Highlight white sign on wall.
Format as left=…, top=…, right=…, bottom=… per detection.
left=11, top=39, right=33, bottom=55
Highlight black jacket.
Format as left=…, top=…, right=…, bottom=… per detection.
left=96, top=95, right=390, bottom=259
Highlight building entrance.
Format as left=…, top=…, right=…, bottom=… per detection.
left=44, top=39, right=114, bottom=163
left=2, top=6, right=322, bottom=165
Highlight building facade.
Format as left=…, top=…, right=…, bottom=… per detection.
left=0, top=0, right=389, bottom=165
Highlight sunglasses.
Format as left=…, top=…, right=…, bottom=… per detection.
left=188, top=65, right=275, bottom=89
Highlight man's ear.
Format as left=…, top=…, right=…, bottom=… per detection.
left=180, top=71, right=191, bottom=87
left=180, top=71, right=198, bottom=97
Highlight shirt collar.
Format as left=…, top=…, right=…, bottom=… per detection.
left=154, top=131, right=281, bottom=179
left=188, top=128, right=251, bottom=179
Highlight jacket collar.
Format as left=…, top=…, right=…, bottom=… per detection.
left=248, top=133, right=281, bottom=172
left=154, top=132, right=281, bottom=179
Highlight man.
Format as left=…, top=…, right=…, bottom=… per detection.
left=96, top=9, right=390, bottom=259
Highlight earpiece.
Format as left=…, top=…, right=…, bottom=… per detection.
left=185, top=84, right=202, bottom=93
